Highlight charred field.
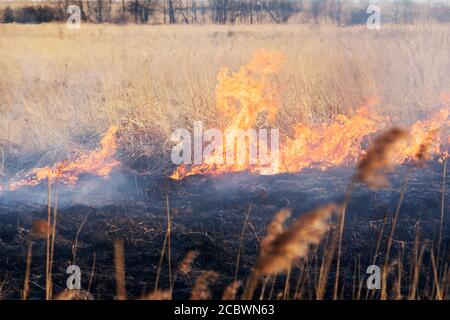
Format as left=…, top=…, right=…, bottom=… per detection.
left=0, top=24, right=450, bottom=300
left=0, top=162, right=448, bottom=300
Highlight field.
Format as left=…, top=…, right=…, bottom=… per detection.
left=0, top=23, right=449, bottom=300
left=1, top=23, right=450, bottom=166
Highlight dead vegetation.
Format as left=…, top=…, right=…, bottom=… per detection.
left=1, top=24, right=450, bottom=178
left=0, top=24, right=449, bottom=300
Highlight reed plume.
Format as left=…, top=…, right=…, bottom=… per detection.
left=190, top=271, right=218, bottom=300
left=355, top=128, right=408, bottom=189
left=114, top=239, right=127, bottom=300
left=142, top=290, right=171, bottom=300
left=415, top=128, right=438, bottom=164
left=178, top=250, right=199, bottom=275
left=54, top=290, right=93, bottom=300
left=31, top=219, right=50, bottom=240
left=222, top=281, right=241, bottom=300
left=261, top=209, right=291, bottom=253
left=256, top=205, right=337, bottom=275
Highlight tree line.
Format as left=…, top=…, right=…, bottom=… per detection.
left=2, top=0, right=450, bottom=25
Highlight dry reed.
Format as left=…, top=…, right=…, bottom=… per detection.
left=178, top=250, right=199, bottom=275
left=114, top=239, right=127, bottom=300
left=256, top=205, right=336, bottom=275
left=355, top=128, right=409, bottom=189
left=142, top=290, right=171, bottom=300
left=54, top=289, right=93, bottom=300
left=190, top=271, right=219, bottom=300
left=222, top=281, right=241, bottom=300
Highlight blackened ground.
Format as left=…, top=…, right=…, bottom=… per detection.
left=0, top=163, right=448, bottom=299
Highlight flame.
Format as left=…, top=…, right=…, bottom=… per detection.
left=171, top=51, right=450, bottom=180
left=216, top=50, right=285, bottom=130
left=2, top=126, right=120, bottom=191
left=171, top=50, right=285, bottom=180
left=396, top=107, right=449, bottom=163
left=280, top=98, right=383, bottom=172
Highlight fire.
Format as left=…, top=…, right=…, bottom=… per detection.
left=171, top=51, right=450, bottom=180
left=216, top=50, right=285, bottom=130
left=2, top=126, right=120, bottom=191
left=170, top=50, right=285, bottom=180
left=396, top=107, right=449, bottom=163
left=280, top=98, right=383, bottom=172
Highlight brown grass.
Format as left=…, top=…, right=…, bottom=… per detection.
left=355, top=128, right=409, bottom=189
left=2, top=23, right=450, bottom=301
left=114, top=239, right=127, bottom=300
left=1, top=24, right=450, bottom=175
left=256, top=205, right=336, bottom=275
left=190, top=271, right=219, bottom=300
left=178, top=250, right=199, bottom=275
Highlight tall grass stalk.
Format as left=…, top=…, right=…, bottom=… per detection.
left=381, top=171, right=411, bottom=300
left=333, top=184, right=353, bottom=299
left=438, top=157, right=447, bottom=262
left=45, top=177, right=51, bottom=300
left=114, top=239, right=127, bottom=300
left=234, top=205, right=252, bottom=283
left=22, top=240, right=32, bottom=300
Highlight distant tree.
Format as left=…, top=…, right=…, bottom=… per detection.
left=168, top=0, right=176, bottom=23
left=191, top=0, right=198, bottom=23
left=401, top=0, right=415, bottom=24
left=76, top=1, right=87, bottom=22
left=349, top=7, right=367, bottom=25
left=2, top=6, right=14, bottom=23
left=93, top=0, right=112, bottom=23
left=177, top=0, right=190, bottom=23
left=35, top=6, right=56, bottom=23
left=311, top=0, right=321, bottom=23
left=431, top=5, right=450, bottom=23
left=14, top=6, right=38, bottom=24
left=126, top=0, right=158, bottom=23
left=335, top=0, right=342, bottom=24
left=210, top=0, right=228, bottom=24
left=264, top=0, right=300, bottom=24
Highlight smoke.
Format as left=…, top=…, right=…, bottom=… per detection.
left=0, top=170, right=137, bottom=208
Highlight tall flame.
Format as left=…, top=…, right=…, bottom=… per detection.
left=396, top=107, right=449, bottom=163
left=2, top=126, right=120, bottom=191
left=171, top=51, right=450, bottom=180
left=171, top=50, right=285, bottom=180
left=216, top=50, right=285, bottom=130
left=280, top=98, right=383, bottom=172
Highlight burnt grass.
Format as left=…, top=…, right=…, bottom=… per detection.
left=0, top=163, right=448, bottom=300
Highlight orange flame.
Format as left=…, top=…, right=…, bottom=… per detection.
left=280, top=98, right=383, bottom=172
left=171, top=50, right=285, bottom=180
left=395, top=107, right=449, bottom=163
left=2, top=126, right=120, bottom=191
left=171, top=51, right=450, bottom=180
left=216, top=50, right=285, bottom=130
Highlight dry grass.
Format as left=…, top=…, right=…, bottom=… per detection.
left=114, top=239, right=127, bottom=300
left=256, top=205, right=336, bottom=275
left=190, top=271, right=219, bottom=300
left=1, top=23, right=450, bottom=175
left=1, top=23, right=449, bottom=300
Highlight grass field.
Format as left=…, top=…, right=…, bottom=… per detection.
left=0, top=23, right=449, bottom=300
left=1, top=23, right=450, bottom=174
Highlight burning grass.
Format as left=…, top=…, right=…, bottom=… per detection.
left=1, top=24, right=450, bottom=177
left=0, top=160, right=448, bottom=300
left=1, top=126, right=120, bottom=191
left=0, top=23, right=449, bottom=300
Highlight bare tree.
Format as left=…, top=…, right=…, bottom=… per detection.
left=311, top=0, right=322, bottom=23
left=168, top=0, right=176, bottom=23
left=128, top=0, right=157, bottom=23
left=264, top=0, right=300, bottom=24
